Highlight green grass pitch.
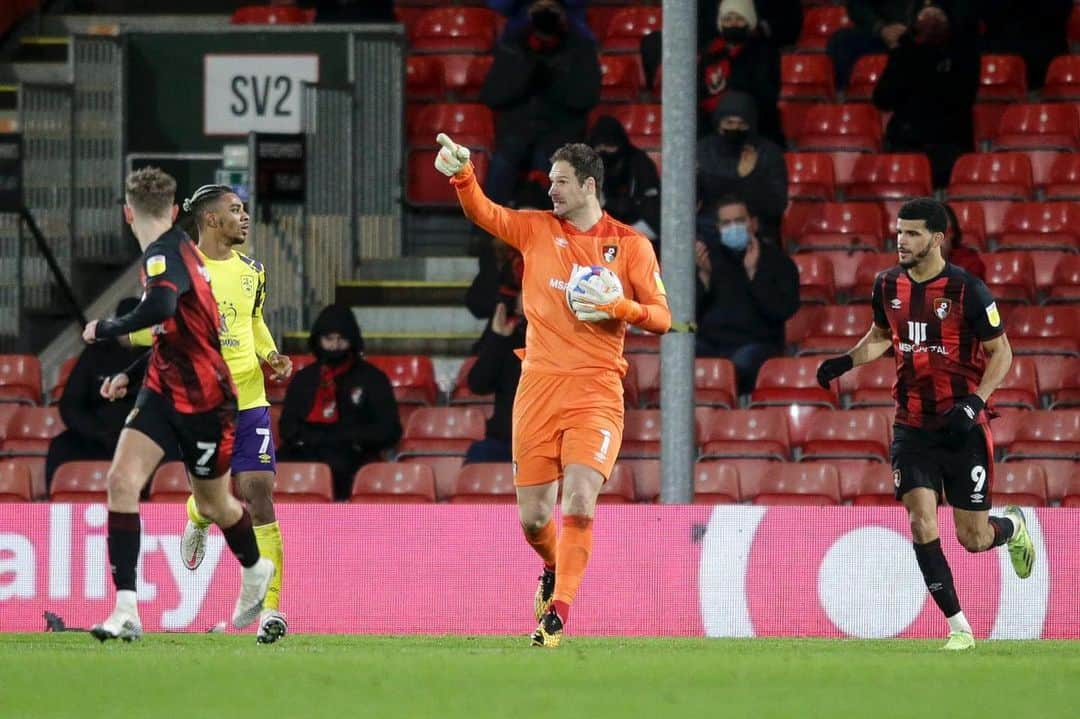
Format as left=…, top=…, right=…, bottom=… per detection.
left=2, top=634, right=1078, bottom=719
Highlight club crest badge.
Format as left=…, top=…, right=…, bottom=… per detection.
left=933, top=298, right=952, bottom=320
left=602, top=245, right=618, bottom=263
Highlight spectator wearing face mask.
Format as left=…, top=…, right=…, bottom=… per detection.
left=697, top=91, right=788, bottom=243
left=479, top=0, right=601, bottom=205
left=587, top=115, right=661, bottom=251
left=695, top=195, right=799, bottom=394
left=872, top=2, right=979, bottom=188
left=278, top=304, right=402, bottom=500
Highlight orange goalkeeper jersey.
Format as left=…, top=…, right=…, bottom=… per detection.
left=452, top=164, right=671, bottom=377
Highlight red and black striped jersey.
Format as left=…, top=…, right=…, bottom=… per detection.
left=872, top=263, right=1005, bottom=430
left=140, top=227, right=236, bottom=413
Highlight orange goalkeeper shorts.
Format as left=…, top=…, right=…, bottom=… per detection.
left=511, top=369, right=624, bottom=487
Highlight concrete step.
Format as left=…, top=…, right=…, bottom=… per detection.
left=0, top=85, right=18, bottom=111
left=0, top=62, right=70, bottom=84
left=353, top=256, right=477, bottom=282
left=14, top=36, right=68, bottom=63
left=335, top=279, right=469, bottom=307
left=44, top=15, right=231, bottom=35
left=282, top=331, right=479, bottom=357
left=352, top=305, right=484, bottom=336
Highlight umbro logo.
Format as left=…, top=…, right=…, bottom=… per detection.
left=890, top=298, right=902, bottom=310
left=553, top=237, right=568, bottom=248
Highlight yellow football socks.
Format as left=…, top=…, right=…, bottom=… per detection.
left=186, top=494, right=212, bottom=529
left=253, top=521, right=284, bottom=612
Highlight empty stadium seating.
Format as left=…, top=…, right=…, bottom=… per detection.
left=751, top=358, right=838, bottom=408
left=601, top=6, right=661, bottom=52
left=947, top=153, right=1033, bottom=200
left=0, top=354, right=42, bottom=404
left=451, top=462, right=516, bottom=503
left=148, top=462, right=190, bottom=503
left=1006, top=306, right=1079, bottom=355
left=797, top=6, right=852, bottom=51
left=351, top=462, right=437, bottom=503
left=786, top=152, right=837, bottom=200
left=978, top=55, right=1027, bottom=101
left=798, top=305, right=874, bottom=355
left=693, top=462, right=741, bottom=504
left=409, top=7, right=497, bottom=52
left=1042, top=55, right=1080, bottom=100
left=846, top=54, right=886, bottom=101
left=794, top=202, right=884, bottom=252
left=50, top=461, right=109, bottom=503
left=846, top=154, right=932, bottom=200
left=231, top=5, right=314, bottom=24
left=744, top=463, right=842, bottom=506
left=1, top=406, right=63, bottom=455
left=993, top=462, right=1048, bottom=507
left=781, top=55, right=835, bottom=101
left=0, top=460, right=32, bottom=502
left=799, top=409, right=890, bottom=462
left=397, top=407, right=486, bottom=457
left=994, top=103, right=1080, bottom=151
left=700, top=408, right=790, bottom=461
left=274, top=462, right=334, bottom=502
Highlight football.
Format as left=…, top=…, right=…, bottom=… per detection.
left=565, top=264, right=623, bottom=312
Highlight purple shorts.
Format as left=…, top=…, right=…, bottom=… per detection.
left=231, top=406, right=277, bottom=474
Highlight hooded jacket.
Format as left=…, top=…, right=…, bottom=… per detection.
left=587, top=115, right=661, bottom=248
left=697, top=24, right=782, bottom=145
left=696, top=92, right=789, bottom=241
left=279, top=304, right=402, bottom=456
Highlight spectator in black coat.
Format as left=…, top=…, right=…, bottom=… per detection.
left=278, top=304, right=402, bottom=500
left=695, top=196, right=799, bottom=394
left=588, top=115, right=661, bottom=251
left=697, top=91, right=788, bottom=243
left=46, top=298, right=176, bottom=487
left=488, top=0, right=593, bottom=43
left=872, top=2, right=979, bottom=188
left=464, top=298, right=525, bottom=464
left=480, top=0, right=601, bottom=205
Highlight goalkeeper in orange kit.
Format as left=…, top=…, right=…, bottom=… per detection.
left=435, top=133, right=671, bottom=647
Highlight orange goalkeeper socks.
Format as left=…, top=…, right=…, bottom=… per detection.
left=551, top=514, right=594, bottom=622
left=523, top=518, right=557, bottom=570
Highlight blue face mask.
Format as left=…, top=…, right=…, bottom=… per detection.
left=719, top=222, right=750, bottom=251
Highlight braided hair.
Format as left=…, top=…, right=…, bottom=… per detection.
left=178, top=184, right=233, bottom=241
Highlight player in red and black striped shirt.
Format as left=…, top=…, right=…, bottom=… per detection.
left=80, top=167, right=273, bottom=642
left=816, top=198, right=1035, bottom=651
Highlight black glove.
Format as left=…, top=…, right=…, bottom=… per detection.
left=816, top=355, right=854, bottom=389
left=943, top=394, right=985, bottom=436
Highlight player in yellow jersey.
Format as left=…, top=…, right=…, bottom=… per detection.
left=130, top=184, right=293, bottom=643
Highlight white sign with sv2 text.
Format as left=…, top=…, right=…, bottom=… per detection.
left=204, top=54, right=320, bottom=135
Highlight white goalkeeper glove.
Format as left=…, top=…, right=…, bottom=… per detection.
left=434, top=132, right=470, bottom=177
left=569, top=270, right=624, bottom=323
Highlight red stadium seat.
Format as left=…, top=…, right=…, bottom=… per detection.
left=849, top=253, right=898, bottom=302
left=263, top=353, right=314, bottom=404
left=994, top=103, right=1080, bottom=151
left=406, top=56, right=446, bottom=100
left=799, top=408, right=890, bottom=462
left=407, top=149, right=489, bottom=206
left=627, top=353, right=659, bottom=408
left=49, top=356, right=78, bottom=404
left=797, top=6, right=852, bottom=51
left=395, top=6, right=425, bottom=35
left=400, top=456, right=464, bottom=502
left=350, top=462, right=436, bottom=503
left=624, top=329, right=660, bottom=354
left=231, top=6, right=314, bottom=24
left=427, top=54, right=493, bottom=101
left=1047, top=255, right=1080, bottom=304
left=849, top=462, right=899, bottom=506
left=1042, top=460, right=1080, bottom=503
left=0, top=354, right=42, bottom=404
left=1035, top=356, right=1080, bottom=408
left=1042, top=55, right=1080, bottom=100
left=839, top=357, right=894, bottom=408
left=0, top=460, right=32, bottom=502
left=398, top=407, right=486, bottom=457
left=786, top=152, right=836, bottom=200
left=799, top=304, right=875, bottom=355
left=955, top=199, right=1012, bottom=242
left=998, top=202, right=1080, bottom=251
left=745, top=463, right=842, bottom=506
left=695, top=358, right=738, bottom=408
left=785, top=304, right=822, bottom=348
left=750, top=358, right=839, bottom=408
left=274, top=462, right=333, bottom=503
left=449, top=356, right=494, bottom=404
left=408, top=103, right=494, bottom=150
left=1025, top=249, right=1068, bottom=296
left=598, top=54, right=644, bottom=101
left=992, top=357, right=1040, bottom=409
left=591, top=103, right=661, bottom=150
left=993, top=462, right=1048, bottom=507
left=586, top=6, right=622, bottom=40
left=619, top=458, right=659, bottom=502
left=621, top=408, right=661, bottom=458
left=597, top=463, right=636, bottom=504
left=1002, top=410, right=1080, bottom=460
left=846, top=54, right=887, bottom=101
left=366, top=355, right=439, bottom=406
left=781, top=54, right=835, bottom=100
left=693, top=462, right=741, bottom=504
left=699, top=408, right=790, bottom=461
left=984, top=252, right=1036, bottom=304
left=944, top=200, right=987, bottom=251
left=794, top=104, right=882, bottom=152
left=795, top=202, right=884, bottom=251
left=973, top=104, right=1008, bottom=148
left=793, top=253, right=836, bottom=304
left=148, top=462, right=190, bottom=503
left=947, top=153, right=1033, bottom=200
left=812, top=250, right=865, bottom=297
left=50, top=461, right=110, bottom=503
left=783, top=405, right=826, bottom=448
left=978, top=55, right=1027, bottom=101
left=1044, top=153, right=1080, bottom=200
left=988, top=407, right=1026, bottom=458
left=4, top=456, right=44, bottom=500
left=846, top=154, right=932, bottom=200
left=1, top=406, right=63, bottom=455
left=451, top=462, right=516, bottom=503
left=602, top=6, right=661, bottom=52
left=409, top=7, right=497, bottom=52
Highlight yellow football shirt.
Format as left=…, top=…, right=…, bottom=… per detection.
left=131, top=249, right=277, bottom=410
